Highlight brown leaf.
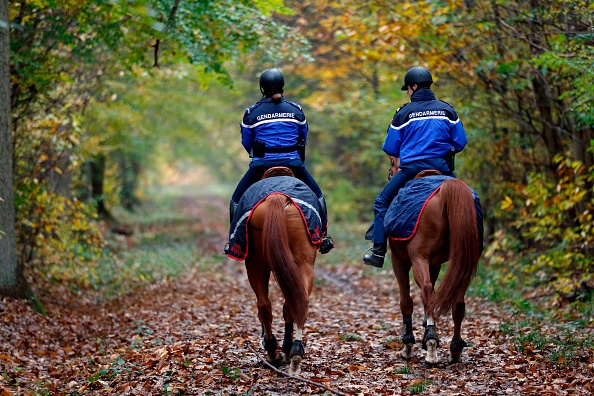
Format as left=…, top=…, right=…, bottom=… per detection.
left=384, top=341, right=400, bottom=350
left=311, top=377, right=333, bottom=383
left=347, top=365, right=368, bottom=372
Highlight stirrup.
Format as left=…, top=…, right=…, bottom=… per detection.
left=362, top=247, right=385, bottom=268
left=319, top=235, right=334, bottom=254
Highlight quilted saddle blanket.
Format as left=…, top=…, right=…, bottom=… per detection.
left=225, top=176, right=326, bottom=261
left=384, top=176, right=483, bottom=249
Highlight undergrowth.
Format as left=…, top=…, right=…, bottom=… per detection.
left=469, top=260, right=593, bottom=368
left=37, top=184, right=229, bottom=301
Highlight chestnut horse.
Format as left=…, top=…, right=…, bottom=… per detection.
left=387, top=158, right=481, bottom=364
left=246, top=192, right=317, bottom=375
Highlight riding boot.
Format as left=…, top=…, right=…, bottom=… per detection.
left=229, top=200, right=238, bottom=226
left=317, top=196, right=334, bottom=254
left=224, top=200, right=239, bottom=254
left=362, top=242, right=387, bottom=268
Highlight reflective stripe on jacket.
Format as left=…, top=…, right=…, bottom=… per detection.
left=240, top=97, right=308, bottom=161
left=382, top=89, right=467, bottom=165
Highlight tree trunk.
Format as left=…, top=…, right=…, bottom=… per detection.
left=119, top=153, right=141, bottom=211
left=0, top=0, right=31, bottom=299
left=90, top=153, right=112, bottom=220
left=571, top=124, right=594, bottom=205
left=52, top=147, right=73, bottom=197
left=531, top=72, right=564, bottom=171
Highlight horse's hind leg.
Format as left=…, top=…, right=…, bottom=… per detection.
left=392, top=258, right=415, bottom=359
left=422, top=321, right=440, bottom=365
left=281, top=304, right=294, bottom=363
left=281, top=293, right=307, bottom=376
left=414, top=261, right=440, bottom=365
left=448, top=300, right=467, bottom=364
left=288, top=326, right=305, bottom=375
left=246, top=261, right=281, bottom=365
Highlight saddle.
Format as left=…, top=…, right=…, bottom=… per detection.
left=389, top=158, right=442, bottom=181
left=414, top=169, right=442, bottom=179
left=262, top=166, right=295, bottom=179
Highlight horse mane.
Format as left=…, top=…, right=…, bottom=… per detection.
left=429, top=179, right=480, bottom=318
left=262, top=194, right=309, bottom=327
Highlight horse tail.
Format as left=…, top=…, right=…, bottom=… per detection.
left=262, top=194, right=309, bottom=326
left=429, top=179, right=480, bottom=318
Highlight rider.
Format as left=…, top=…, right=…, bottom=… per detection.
left=230, top=68, right=334, bottom=254
left=363, top=66, right=468, bottom=268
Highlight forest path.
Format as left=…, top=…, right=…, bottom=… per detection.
left=1, top=187, right=592, bottom=395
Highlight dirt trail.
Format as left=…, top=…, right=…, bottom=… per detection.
left=1, top=191, right=592, bottom=395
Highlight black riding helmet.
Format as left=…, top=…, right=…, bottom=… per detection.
left=401, top=66, right=433, bottom=90
left=259, top=68, right=284, bottom=96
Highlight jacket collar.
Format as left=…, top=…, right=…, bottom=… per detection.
left=411, top=88, right=436, bottom=102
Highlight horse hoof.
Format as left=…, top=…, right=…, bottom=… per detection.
left=265, top=353, right=283, bottom=368
left=425, top=339, right=439, bottom=365
left=288, top=354, right=302, bottom=376
left=426, top=355, right=439, bottom=365
left=448, top=353, right=462, bottom=364
left=401, top=343, right=414, bottom=359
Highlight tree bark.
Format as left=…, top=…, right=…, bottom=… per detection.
left=531, top=72, right=564, bottom=169
left=90, top=154, right=112, bottom=220
left=118, top=153, right=141, bottom=211
left=526, top=1, right=564, bottom=174
left=0, top=0, right=31, bottom=299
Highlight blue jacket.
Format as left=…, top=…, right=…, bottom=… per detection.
left=241, top=97, right=308, bottom=161
left=382, top=89, right=467, bottom=165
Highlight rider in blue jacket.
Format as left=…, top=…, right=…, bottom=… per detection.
left=363, top=66, right=468, bottom=267
left=230, top=68, right=334, bottom=254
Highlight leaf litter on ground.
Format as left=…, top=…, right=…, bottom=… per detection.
left=1, top=191, right=593, bottom=395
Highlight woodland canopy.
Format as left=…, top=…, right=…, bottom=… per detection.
left=0, top=0, right=592, bottom=322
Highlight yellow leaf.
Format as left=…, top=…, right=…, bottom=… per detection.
left=500, top=196, right=515, bottom=211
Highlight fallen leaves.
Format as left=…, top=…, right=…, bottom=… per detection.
left=1, top=193, right=593, bottom=395
left=3, top=262, right=591, bottom=395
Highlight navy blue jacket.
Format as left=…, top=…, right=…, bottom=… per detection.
left=240, top=97, right=308, bottom=161
left=383, top=89, right=467, bottom=165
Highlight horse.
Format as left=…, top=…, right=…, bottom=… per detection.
left=243, top=168, right=318, bottom=375
left=387, top=157, right=482, bottom=365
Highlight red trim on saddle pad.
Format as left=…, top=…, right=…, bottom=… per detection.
left=226, top=192, right=321, bottom=262
left=389, top=185, right=441, bottom=241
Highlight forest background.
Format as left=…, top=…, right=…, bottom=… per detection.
left=0, top=0, right=593, bottom=337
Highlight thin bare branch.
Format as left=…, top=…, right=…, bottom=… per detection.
left=236, top=327, right=349, bottom=396
left=153, top=0, right=181, bottom=68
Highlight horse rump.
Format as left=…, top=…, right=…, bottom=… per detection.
left=261, top=194, right=309, bottom=327
left=428, top=179, right=481, bottom=318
